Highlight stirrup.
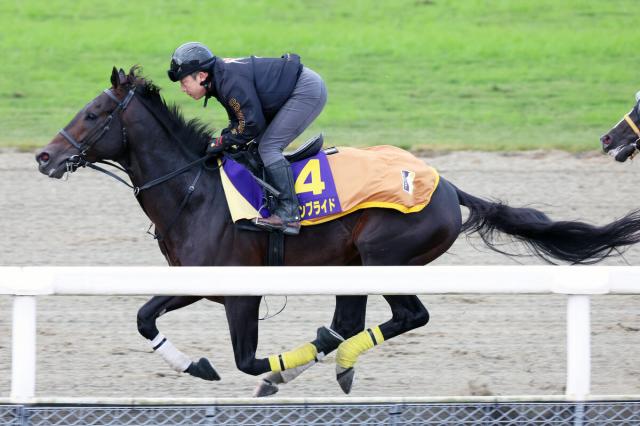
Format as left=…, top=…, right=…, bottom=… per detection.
left=283, top=222, right=300, bottom=236
left=254, top=217, right=300, bottom=236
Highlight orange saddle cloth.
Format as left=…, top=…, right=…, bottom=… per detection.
left=304, top=145, right=440, bottom=225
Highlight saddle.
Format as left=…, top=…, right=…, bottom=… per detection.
left=227, top=133, right=328, bottom=177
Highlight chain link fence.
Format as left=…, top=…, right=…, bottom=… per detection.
left=2, top=400, right=640, bottom=425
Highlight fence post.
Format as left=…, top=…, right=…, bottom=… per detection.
left=566, top=294, right=590, bottom=400
left=11, top=295, right=37, bottom=400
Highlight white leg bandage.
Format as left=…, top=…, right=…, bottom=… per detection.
left=280, top=357, right=320, bottom=383
left=150, top=333, right=192, bottom=373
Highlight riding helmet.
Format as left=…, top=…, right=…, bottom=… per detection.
left=167, top=42, right=215, bottom=82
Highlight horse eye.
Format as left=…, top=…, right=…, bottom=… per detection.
left=86, top=112, right=98, bottom=120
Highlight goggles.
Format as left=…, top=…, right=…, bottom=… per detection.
left=167, top=57, right=214, bottom=82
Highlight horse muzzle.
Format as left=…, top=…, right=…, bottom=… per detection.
left=35, top=150, right=83, bottom=179
left=600, top=132, right=639, bottom=162
left=600, top=134, right=612, bottom=151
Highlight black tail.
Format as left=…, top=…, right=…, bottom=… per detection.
left=453, top=184, right=640, bottom=264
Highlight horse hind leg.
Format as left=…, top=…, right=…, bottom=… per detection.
left=253, top=325, right=345, bottom=397
left=254, top=295, right=367, bottom=397
left=333, top=180, right=460, bottom=393
left=137, top=295, right=220, bottom=381
left=335, top=295, right=429, bottom=394
left=225, top=296, right=335, bottom=386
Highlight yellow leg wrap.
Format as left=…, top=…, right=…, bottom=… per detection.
left=336, top=326, right=384, bottom=369
left=268, top=342, right=318, bottom=372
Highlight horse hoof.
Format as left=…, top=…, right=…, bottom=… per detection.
left=186, top=358, right=221, bottom=381
left=336, top=366, right=355, bottom=394
left=253, top=379, right=279, bottom=398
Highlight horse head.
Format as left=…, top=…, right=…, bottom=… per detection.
left=36, top=67, right=138, bottom=178
left=601, top=91, right=640, bottom=162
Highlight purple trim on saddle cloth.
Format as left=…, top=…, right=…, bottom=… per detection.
left=290, top=151, right=342, bottom=221
left=222, top=152, right=342, bottom=221
left=222, top=158, right=269, bottom=216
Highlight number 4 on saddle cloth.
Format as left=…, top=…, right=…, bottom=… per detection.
left=219, top=135, right=440, bottom=229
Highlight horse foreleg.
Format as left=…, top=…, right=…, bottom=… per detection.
left=335, top=295, right=429, bottom=394
left=254, top=295, right=367, bottom=397
left=254, top=325, right=346, bottom=397
left=137, top=295, right=220, bottom=381
left=225, top=296, right=273, bottom=376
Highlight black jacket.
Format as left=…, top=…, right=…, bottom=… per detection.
left=205, top=54, right=303, bottom=146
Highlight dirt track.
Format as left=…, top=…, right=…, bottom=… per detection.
left=1, top=150, right=639, bottom=398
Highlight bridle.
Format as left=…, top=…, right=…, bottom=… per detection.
left=58, top=85, right=214, bottom=240
left=619, top=112, right=640, bottom=160
left=58, top=88, right=136, bottom=183
left=60, top=89, right=135, bottom=159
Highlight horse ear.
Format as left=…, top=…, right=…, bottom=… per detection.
left=635, top=90, right=640, bottom=103
left=118, top=68, right=127, bottom=85
left=110, top=66, right=119, bottom=88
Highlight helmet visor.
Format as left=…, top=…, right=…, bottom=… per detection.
left=167, top=58, right=183, bottom=82
left=167, top=57, right=214, bottom=82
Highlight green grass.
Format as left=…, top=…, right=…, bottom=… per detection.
left=2, top=0, right=640, bottom=151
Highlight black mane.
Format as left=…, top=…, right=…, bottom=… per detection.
left=131, top=70, right=212, bottom=157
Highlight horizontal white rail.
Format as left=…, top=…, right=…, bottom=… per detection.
left=1, top=266, right=640, bottom=296
left=2, top=395, right=640, bottom=406
left=2, top=266, right=639, bottom=403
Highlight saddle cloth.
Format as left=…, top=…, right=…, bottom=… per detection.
left=220, top=145, right=440, bottom=226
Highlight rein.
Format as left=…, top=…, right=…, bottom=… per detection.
left=61, top=86, right=216, bottom=240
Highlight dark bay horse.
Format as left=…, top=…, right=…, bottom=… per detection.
left=36, top=68, right=640, bottom=396
left=601, top=90, right=640, bottom=161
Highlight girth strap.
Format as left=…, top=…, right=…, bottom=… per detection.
left=266, top=231, right=285, bottom=266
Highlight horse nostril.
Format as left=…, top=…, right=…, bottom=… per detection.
left=38, top=152, right=50, bottom=164
left=601, top=134, right=611, bottom=145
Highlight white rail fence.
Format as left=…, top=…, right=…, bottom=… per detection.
left=2, top=266, right=640, bottom=403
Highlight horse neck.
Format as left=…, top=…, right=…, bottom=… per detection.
left=118, top=111, right=222, bottom=241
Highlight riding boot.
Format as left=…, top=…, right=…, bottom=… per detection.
left=254, top=159, right=301, bottom=235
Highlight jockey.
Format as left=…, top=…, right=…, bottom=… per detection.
left=168, top=42, right=328, bottom=235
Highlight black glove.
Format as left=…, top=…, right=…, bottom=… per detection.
left=206, top=136, right=225, bottom=155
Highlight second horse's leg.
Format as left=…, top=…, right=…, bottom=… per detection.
left=137, top=295, right=220, bottom=381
